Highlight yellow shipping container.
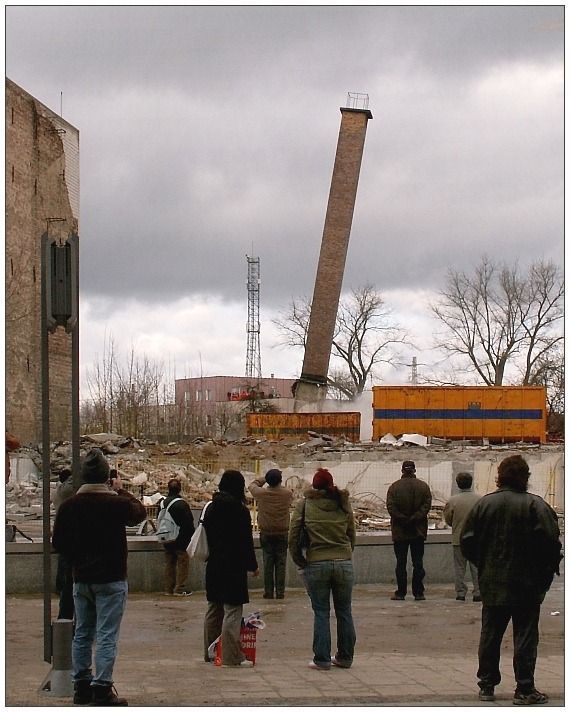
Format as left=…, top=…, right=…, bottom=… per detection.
left=247, top=412, right=361, bottom=442
left=372, top=386, right=547, bottom=444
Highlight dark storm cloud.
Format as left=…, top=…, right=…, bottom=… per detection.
left=6, top=5, right=563, bottom=312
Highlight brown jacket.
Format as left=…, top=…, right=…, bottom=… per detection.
left=248, top=477, right=293, bottom=536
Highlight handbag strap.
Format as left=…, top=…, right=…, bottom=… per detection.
left=300, top=498, right=306, bottom=526
left=199, top=500, right=212, bottom=524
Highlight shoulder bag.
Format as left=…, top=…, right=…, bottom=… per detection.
left=187, top=500, right=211, bottom=562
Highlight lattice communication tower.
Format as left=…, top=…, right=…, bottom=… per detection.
left=245, top=255, right=261, bottom=379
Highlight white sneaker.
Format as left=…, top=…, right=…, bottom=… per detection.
left=223, top=659, right=254, bottom=668
left=173, top=591, right=193, bottom=597
left=308, top=661, right=330, bottom=670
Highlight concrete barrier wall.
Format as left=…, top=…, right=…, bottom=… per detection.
left=6, top=531, right=457, bottom=595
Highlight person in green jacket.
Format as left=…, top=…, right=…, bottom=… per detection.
left=288, top=468, right=356, bottom=670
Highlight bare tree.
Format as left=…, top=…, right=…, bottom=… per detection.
left=529, top=345, right=564, bottom=435
left=430, top=256, right=563, bottom=386
left=273, top=284, right=408, bottom=398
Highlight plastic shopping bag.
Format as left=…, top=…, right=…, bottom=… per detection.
left=209, top=612, right=266, bottom=666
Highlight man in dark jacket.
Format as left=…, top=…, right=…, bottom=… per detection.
left=161, top=478, right=195, bottom=597
left=52, top=449, right=146, bottom=706
left=386, top=460, right=432, bottom=601
left=461, top=455, right=562, bottom=705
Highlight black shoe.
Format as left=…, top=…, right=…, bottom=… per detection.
left=90, top=685, right=128, bottom=706
left=478, top=688, right=495, bottom=702
left=473, top=595, right=482, bottom=602
left=263, top=593, right=274, bottom=599
left=390, top=594, right=405, bottom=600
left=513, top=688, right=548, bottom=705
left=276, top=593, right=285, bottom=599
left=73, top=680, right=93, bottom=705
left=456, top=595, right=466, bottom=601
left=414, top=595, right=426, bottom=601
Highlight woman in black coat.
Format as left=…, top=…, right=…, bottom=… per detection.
left=203, top=470, right=259, bottom=667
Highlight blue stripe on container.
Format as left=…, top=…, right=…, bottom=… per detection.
left=373, top=409, right=542, bottom=420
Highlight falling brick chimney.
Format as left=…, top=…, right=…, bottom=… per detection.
left=294, top=93, right=373, bottom=409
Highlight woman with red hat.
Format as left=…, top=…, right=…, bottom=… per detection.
left=288, top=467, right=356, bottom=670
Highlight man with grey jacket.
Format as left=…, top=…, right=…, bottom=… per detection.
left=443, top=472, right=481, bottom=602
left=249, top=468, right=293, bottom=599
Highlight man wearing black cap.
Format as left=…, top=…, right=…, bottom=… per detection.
left=386, top=460, right=432, bottom=601
left=52, top=448, right=146, bottom=706
left=248, top=468, right=293, bottom=599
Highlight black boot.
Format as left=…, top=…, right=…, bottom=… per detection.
left=90, top=685, right=128, bottom=706
left=73, top=679, right=93, bottom=705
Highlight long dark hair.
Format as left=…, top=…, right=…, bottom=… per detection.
left=218, top=469, right=246, bottom=504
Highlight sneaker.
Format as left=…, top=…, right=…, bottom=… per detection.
left=456, top=595, right=466, bottom=601
left=308, top=661, right=330, bottom=670
left=414, top=595, right=426, bottom=601
left=164, top=592, right=173, bottom=596
left=173, top=591, right=193, bottom=597
left=331, top=655, right=351, bottom=669
left=222, top=659, right=254, bottom=668
left=513, top=689, right=548, bottom=705
left=473, top=595, right=482, bottom=602
left=479, top=688, right=495, bottom=702
left=390, top=594, right=405, bottom=601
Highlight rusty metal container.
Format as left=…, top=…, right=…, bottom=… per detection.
left=247, top=412, right=361, bottom=442
left=372, top=386, right=547, bottom=444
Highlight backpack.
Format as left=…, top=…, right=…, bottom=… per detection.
left=156, top=497, right=183, bottom=543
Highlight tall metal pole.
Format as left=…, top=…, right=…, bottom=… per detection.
left=40, top=234, right=52, bottom=663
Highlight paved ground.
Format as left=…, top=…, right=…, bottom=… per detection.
left=6, top=578, right=564, bottom=708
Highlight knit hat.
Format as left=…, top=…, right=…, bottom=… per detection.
left=402, top=460, right=416, bottom=473
left=312, top=468, right=334, bottom=490
left=81, top=448, right=110, bottom=483
left=265, top=469, right=282, bottom=486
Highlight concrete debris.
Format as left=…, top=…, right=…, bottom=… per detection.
left=5, top=432, right=564, bottom=533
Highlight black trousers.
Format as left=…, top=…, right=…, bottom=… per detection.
left=56, top=553, right=74, bottom=620
left=393, top=538, right=425, bottom=597
left=477, top=603, right=540, bottom=693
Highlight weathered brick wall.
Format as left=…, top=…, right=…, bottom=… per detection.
left=301, top=108, right=372, bottom=383
left=5, top=79, right=79, bottom=443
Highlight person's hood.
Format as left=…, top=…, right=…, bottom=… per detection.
left=76, top=483, right=117, bottom=495
left=304, top=487, right=350, bottom=510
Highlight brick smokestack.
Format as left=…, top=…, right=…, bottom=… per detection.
left=294, top=104, right=372, bottom=408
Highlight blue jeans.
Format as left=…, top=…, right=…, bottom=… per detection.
left=72, top=580, right=128, bottom=687
left=260, top=533, right=288, bottom=597
left=393, top=538, right=425, bottom=598
left=304, top=560, right=356, bottom=668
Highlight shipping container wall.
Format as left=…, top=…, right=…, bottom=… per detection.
left=372, top=386, right=546, bottom=444
left=247, top=412, right=361, bottom=443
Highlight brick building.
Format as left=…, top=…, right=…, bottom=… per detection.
left=174, top=375, right=296, bottom=437
left=5, top=79, right=80, bottom=443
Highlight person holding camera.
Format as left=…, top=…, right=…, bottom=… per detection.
left=52, top=448, right=146, bottom=706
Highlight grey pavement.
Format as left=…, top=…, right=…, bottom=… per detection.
left=6, top=580, right=564, bottom=708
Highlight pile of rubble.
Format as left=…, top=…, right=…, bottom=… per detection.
left=7, top=431, right=562, bottom=535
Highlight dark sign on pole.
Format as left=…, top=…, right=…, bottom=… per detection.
left=43, top=234, right=78, bottom=333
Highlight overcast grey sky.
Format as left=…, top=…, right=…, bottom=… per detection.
left=5, top=6, right=564, bottom=390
